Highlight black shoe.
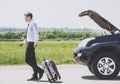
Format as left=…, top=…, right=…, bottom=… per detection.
left=38, top=70, right=44, bottom=80
left=27, top=76, right=38, bottom=81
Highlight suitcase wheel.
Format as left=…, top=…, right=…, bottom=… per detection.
left=48, top=78, right=55, bottom=83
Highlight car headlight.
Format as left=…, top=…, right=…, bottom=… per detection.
left=77, top=53, right=82, bottom=57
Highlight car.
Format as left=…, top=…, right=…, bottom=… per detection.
left=73, top=10, right=120, bottom=79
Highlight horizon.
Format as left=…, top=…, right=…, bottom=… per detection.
left=0, top=26, right=103, bottom=30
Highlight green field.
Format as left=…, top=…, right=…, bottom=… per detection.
left=0, top=41, right=78, bottom=65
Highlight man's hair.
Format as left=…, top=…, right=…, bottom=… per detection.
left=24, top=12, right=33, bottom=19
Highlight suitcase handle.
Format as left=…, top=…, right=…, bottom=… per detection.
left=35, top=47, right=45, bottom=63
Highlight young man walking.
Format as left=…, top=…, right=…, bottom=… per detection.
left=19, top=12, right=44, bottom=81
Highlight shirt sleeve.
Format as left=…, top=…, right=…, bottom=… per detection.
left=23, top=38, right=26, bottom=43
left=32, top=23, right=39, bottom=42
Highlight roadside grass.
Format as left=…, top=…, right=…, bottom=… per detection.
left=0, top=41, right=78, bottom=65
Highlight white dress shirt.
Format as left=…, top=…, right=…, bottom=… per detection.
left=23, top=20, right=39, bottom=43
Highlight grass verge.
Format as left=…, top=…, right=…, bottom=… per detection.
left=0, top=41, right=78, bottom=65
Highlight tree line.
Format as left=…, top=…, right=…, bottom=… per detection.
left=0, top=31, right=101, bottom=41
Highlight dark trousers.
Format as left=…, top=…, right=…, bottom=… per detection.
left=25, top=42, right=43, bottom=77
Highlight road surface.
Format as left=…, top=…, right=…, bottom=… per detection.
left=0, top=65, right=120, bottom=84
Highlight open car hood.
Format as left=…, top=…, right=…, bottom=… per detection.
left=79, top=10, right=120, bottom=34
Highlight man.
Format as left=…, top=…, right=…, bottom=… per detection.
left=19, top=12, right=44, bottom=81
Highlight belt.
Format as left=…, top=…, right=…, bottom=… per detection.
left=27, top=42, right=34, bottom=44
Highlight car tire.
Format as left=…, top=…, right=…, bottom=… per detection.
left=91, top=52, right=120, bottom=79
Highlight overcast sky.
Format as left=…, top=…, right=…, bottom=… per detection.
left=0, top=0, right=120, bottom=30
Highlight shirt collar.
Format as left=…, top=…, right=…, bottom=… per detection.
left=28, top=20, right=33, bottom=24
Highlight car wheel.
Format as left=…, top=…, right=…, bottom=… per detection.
left=91, top=52, right=120, bottom=79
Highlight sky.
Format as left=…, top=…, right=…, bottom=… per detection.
left=0, top=0, right=120, bottom=30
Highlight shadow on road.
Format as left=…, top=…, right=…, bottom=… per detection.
left=82, top=75, right=120, bottom=81
left=82, top=75, right=99, bottom=80
left=34, top=80, right=63, bottom=83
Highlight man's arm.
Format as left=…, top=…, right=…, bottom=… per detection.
left=19, top=38, right=26, bottom=47
left=19, top=33, right=27, bottom=47
left=32, top=23, right=39, bottom=47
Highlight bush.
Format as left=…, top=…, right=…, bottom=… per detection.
left=0, top=31, right=101, bottom=41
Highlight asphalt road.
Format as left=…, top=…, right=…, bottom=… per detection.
left=0, top=65, right=120, bottom=84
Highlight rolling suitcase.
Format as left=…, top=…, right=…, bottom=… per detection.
left=37, top=49, right=61, bottom=83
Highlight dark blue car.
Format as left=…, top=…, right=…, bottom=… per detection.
left=74, top=10, right=120, bottom=79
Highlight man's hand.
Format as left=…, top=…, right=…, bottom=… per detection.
left=33, top=42, right=38, bottom=48
left=19, top=42, right=24, bottom=47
